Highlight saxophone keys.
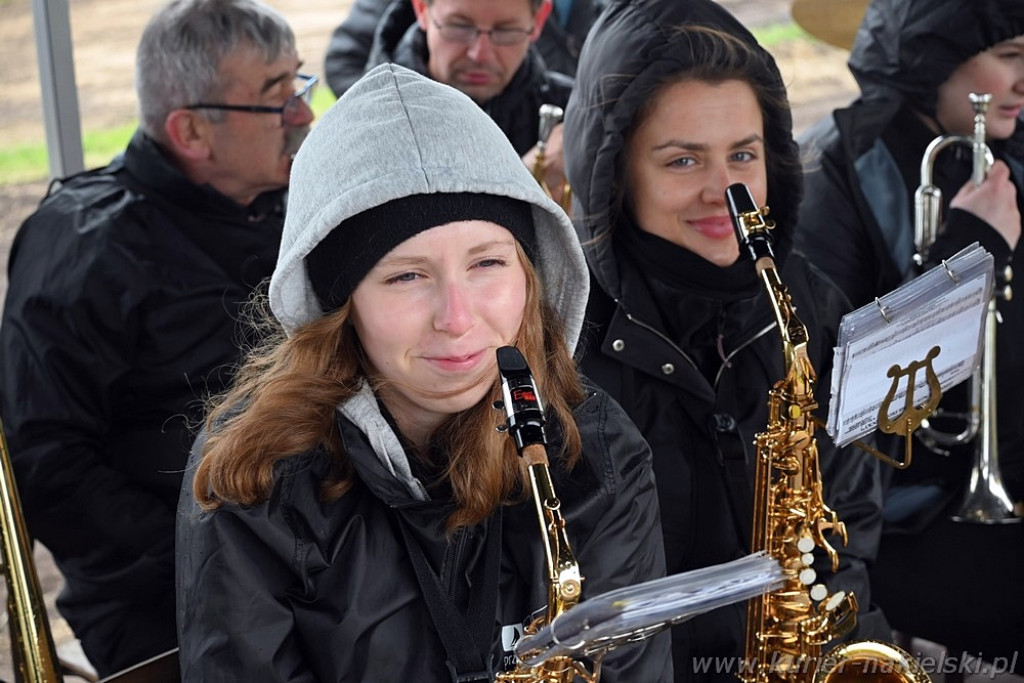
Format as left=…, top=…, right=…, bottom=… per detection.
left=796, top=535, right=815, bottom=554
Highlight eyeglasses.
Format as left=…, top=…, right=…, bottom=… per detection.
left=185, top=73, right=318, bottom=126
left=428, top=13, right=534, bottom=46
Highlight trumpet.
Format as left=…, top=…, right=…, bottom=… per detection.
left=912, top=92, right=1020, bottom=525
left=532, top=104, right=573, bottom=214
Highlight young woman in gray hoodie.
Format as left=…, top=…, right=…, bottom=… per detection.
left=175, top=64, right=672, bottom=682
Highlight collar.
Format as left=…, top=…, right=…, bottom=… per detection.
left=122, top=130, right=285, bottom=223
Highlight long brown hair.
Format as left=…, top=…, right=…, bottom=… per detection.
left=193, top=243, right=584, bottom=530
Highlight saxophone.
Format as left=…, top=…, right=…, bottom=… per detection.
left=725, top=184, right=931, bottom=683
left=493, top=345, right=598, bottom=683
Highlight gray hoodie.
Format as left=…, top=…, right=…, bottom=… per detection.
left=271, top=63, right=588, bottom=342
left=269, top=63, right=590, bottom=500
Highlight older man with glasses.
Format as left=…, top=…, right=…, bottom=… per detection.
left=0, top=0, right=313, bottom=676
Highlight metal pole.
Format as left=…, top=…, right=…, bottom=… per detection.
left=31, top=0, right=85, bottom=180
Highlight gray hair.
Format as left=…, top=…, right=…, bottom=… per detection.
left=136, top=0, right=296, bottom=139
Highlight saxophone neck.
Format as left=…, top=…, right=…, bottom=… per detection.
left=495, top=348, right=594, bottom=683
left=523, top=448, right=583, bottom=619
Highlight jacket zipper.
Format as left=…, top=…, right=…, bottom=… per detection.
left=623, top=311, right=701, bottom=372
left=713, top=321, right=778, bottom=388
left=623, top=310, right=778, bottom=389
left=445, top=527, right=470, bottom=603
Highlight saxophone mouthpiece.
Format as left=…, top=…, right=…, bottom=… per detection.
left=496, top=346, right=547, bottom=454
left=726, top=183, right=775, bottom=265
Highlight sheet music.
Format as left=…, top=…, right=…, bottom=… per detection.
left=827, top=244, right=993, bottom=447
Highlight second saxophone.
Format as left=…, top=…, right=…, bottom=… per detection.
left=726, top=183, right=931, bottom=683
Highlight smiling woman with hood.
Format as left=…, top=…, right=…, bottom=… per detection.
left=796, top=0, right=1024, bottom=669
left=174, top=63, right=670, bottom=681
left=562, top=0, right=888, bottom=678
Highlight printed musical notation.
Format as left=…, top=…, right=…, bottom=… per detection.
left=827, top=243, right=993, bottom=447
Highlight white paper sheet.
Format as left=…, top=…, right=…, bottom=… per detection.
left=827, top=244, right=993, bottom=447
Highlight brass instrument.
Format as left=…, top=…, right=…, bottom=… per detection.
left=726, top=183, right=930, bottom=683
left=0, top=419, right=62, bottom=682
left=913, top=93, right=1020, bottom=524
left=532, top=104, right=573, bottom=214
left=0, top=419, right=181, bottom=682
left=493, top=345, right=596, bottom=683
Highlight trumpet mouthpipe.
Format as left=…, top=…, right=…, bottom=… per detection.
left=970, top=92, right=992, bottom=186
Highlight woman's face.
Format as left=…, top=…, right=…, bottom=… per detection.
left=625, top=78, right=767, bottom=267
left=350, top=220, right=527, bottom=443
left=937, top=34, right=1024, bottom=140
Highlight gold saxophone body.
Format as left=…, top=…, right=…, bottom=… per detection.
left=493, top=346, right=598, bottom=683
left=726, top=184, right=931, bottom=683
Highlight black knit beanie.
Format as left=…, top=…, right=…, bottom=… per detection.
left=306, top=192, right=536, bottom=313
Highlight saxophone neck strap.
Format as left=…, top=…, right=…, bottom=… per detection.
left=395, top=507, right=504, bottom=682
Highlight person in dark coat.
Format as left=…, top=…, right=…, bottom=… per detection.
left=0, top=0, right=313, bottom=675
left=327, top=0, right=576, bottom=205
left=795, top=0, right=1024, bottom=669
left=562, top=0, right=890, bottom=679
left=175, top=63, right=672, bottom=682
left=324, top=0, right=603, bottom=96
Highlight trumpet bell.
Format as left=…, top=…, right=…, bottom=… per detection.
left=815, top=640, right=931, bottom=683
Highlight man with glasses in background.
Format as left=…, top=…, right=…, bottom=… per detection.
left=361, top=0, right=573, bottom=189
left=0, top=0, right=312, bottom=676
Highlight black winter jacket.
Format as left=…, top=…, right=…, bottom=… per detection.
left=362, top=20, right=574, bottom=156
left=176, top=388, right=671, bottom=682
left=564, top=1, right=888, bottom=678
left=796, top=0, right=1024, bottom=512
left=0, top=131, right=282, bottom=661
left=323, top=0, right=601, bottom=97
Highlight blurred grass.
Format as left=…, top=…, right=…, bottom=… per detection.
left=0, top=88, right=338, bottom=184
left=1, top=24, right=803, bottom=185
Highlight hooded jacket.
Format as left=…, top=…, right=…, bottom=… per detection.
left=0, top=130, right=283, bottom=672
left=563, top=1, right=888, bottom=678
left=323, top=0, right=603, bottom=97
left=796, top=0, right=1024, bottom=512
left=176, top=64, right=671, bottom=682
left=360, top=13, right=574, bottom=156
